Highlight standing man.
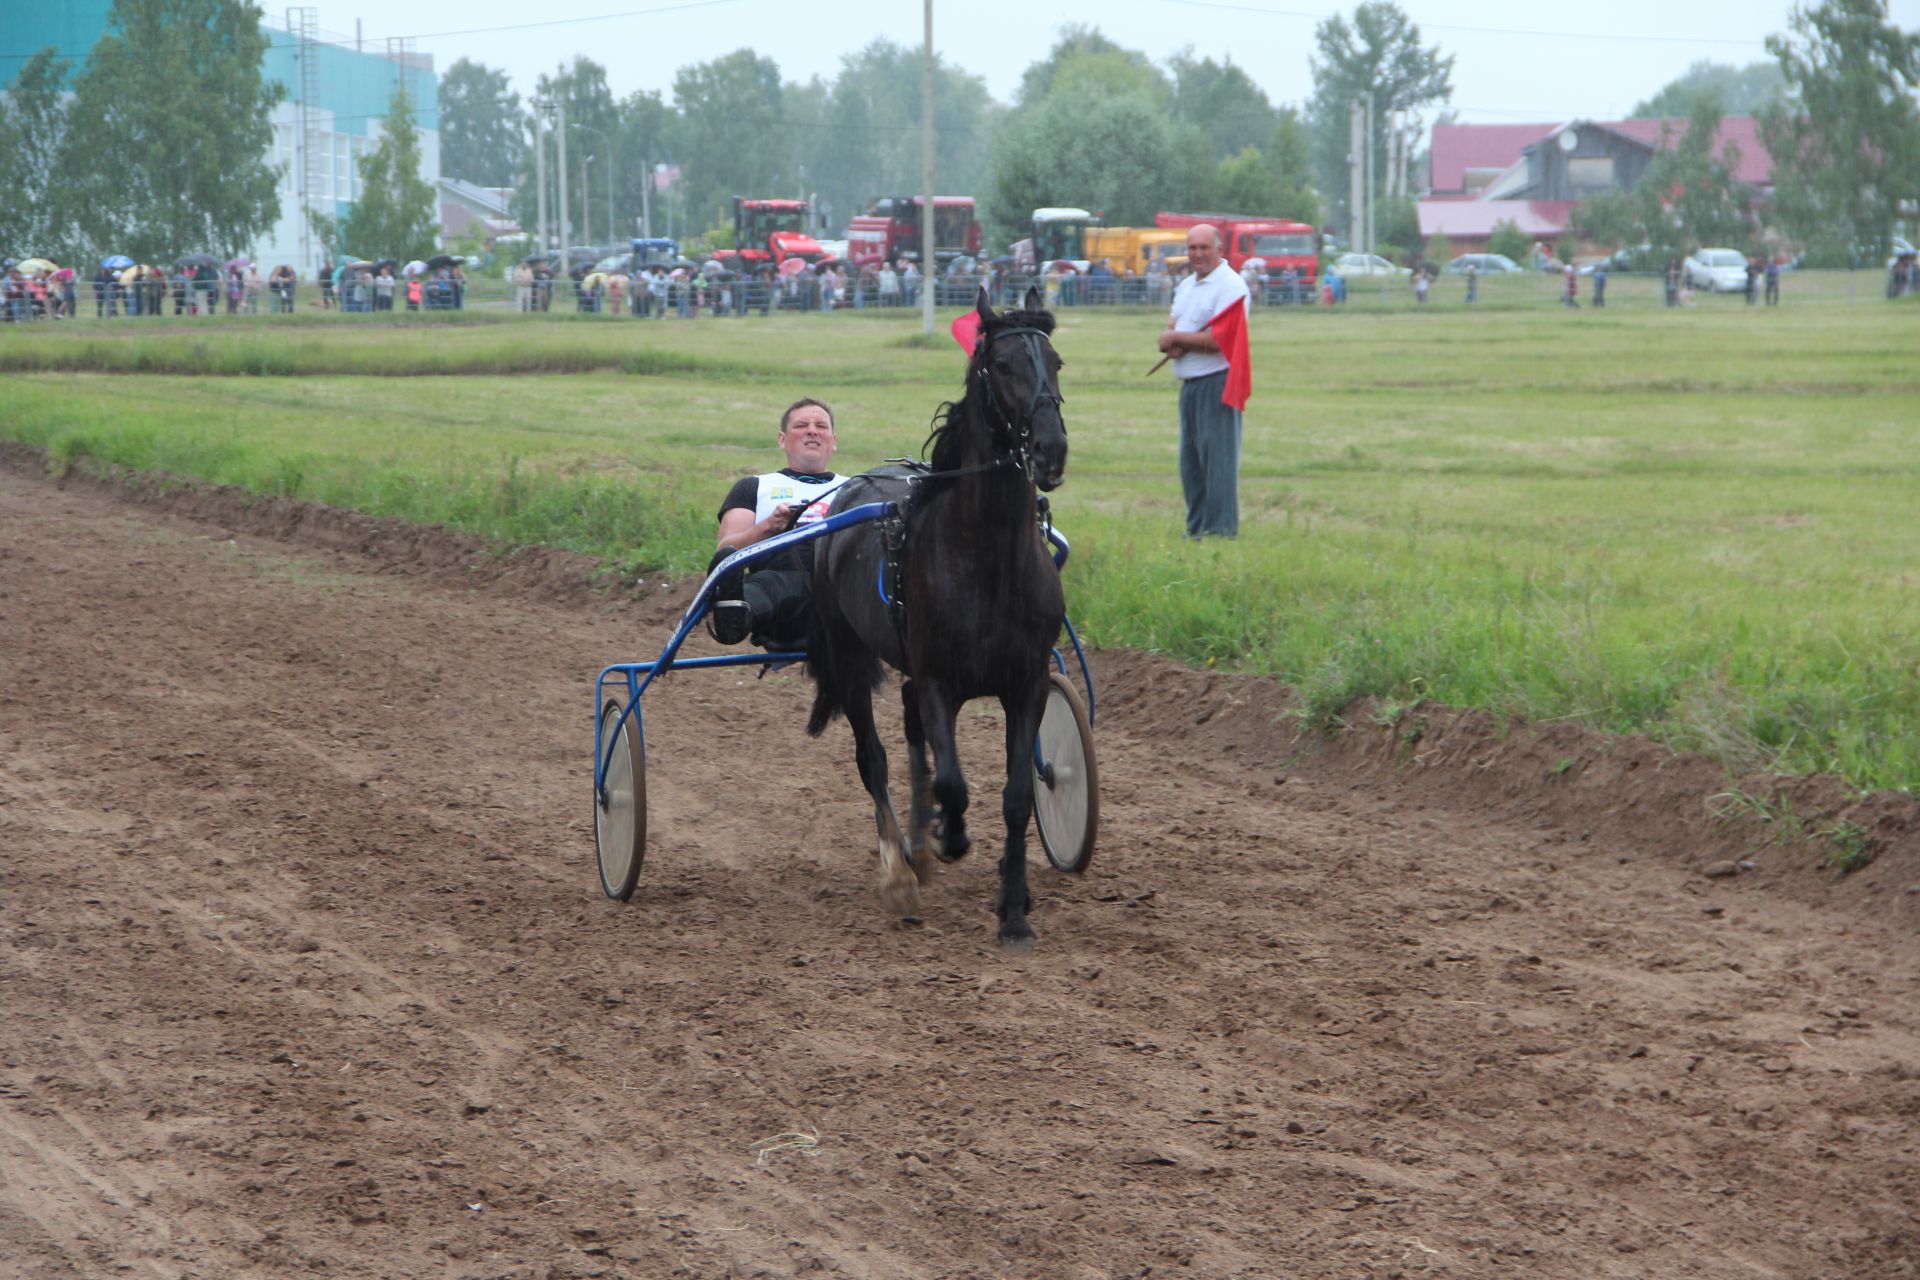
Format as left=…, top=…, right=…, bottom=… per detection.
left=1159, top=224, right=1252, bottom=539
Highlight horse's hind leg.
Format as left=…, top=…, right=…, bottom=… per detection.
left=844, top=682, right=920, bottom=917
left=916, top=680, right=971, bottom=863
left=899, top=679, right=937, bottom=884
left=995, top=680, right=1046, bottom=949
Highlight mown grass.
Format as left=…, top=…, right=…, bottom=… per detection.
left=3, top=301, right=1916, bottom=791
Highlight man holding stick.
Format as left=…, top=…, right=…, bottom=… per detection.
left=1155, top=224, right=1252, bottom=538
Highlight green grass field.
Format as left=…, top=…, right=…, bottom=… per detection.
left=4, top=294, right=1916, bottom=791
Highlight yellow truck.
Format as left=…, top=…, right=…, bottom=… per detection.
left=1084, top=226, right=1188, bottom=275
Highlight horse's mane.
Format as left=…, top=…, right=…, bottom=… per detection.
left=922, top=305, right=1057, bottom=474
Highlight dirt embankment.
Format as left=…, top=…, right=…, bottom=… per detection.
left=2, top=445, right=1915, bottom=1279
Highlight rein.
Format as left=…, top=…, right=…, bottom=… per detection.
left=869, top=319, right=1063, bottom=656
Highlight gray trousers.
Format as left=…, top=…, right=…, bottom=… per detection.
left=1178, top=370, right=1242, bottom=537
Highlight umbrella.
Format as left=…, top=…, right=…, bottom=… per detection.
left=102, top=254, right=134, bottom=270
left=15, top=257, right=57, bottom=274
left=425, top=253, right=464, bottom=270
left=669, top=267, right=688, bottom=280
left=372, top=258, right=397, bottom=271
left=581, top=271, right=608, bottom=290
left=119, top=266, right=143, bottom=285
left=225, top=255, right=251, bottom=271
left=1242, top=257, right=1267, bottom=272
left=51, top=267, right=74, bottom=282
left=778, top=256, right=807, bottom=278
left=519, top=253, right=549, bottom=264
left=177, top=253, right=220, bottom=269
left=402, top=260, right=426, bottom=276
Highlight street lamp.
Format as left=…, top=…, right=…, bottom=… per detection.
left=570, top=122, right=617, bottom=248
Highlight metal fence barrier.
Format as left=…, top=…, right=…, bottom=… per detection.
left=7, top=265, right=1917, bottom=322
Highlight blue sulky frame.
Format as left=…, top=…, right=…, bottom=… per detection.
left=593, top=500, right=1095, bottom=811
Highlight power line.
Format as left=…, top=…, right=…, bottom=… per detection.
left=1157, top=0, right=1771, bottom=47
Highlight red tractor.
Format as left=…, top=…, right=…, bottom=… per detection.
left=714, top=197, right=826, bottom=274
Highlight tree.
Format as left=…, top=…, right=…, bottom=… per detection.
left=614, top=89, right=673, bottom=238
left=439, top=58, right=524, bottom=188
left=333, top=84, right=438, bottom=262
left=1635, top=95, right=1754, bottom=254
left=1306, top=2, right=1454, bottom=232
left=667, top=49, right=786, bottom=233
left=0, top=49, right=74, bottom=261
left=1488, top=219, right=1531, bottom=263
left=1016, top=26, right=1164, bottom=108
left=1761, top=0, right=1920, bottom=258
left=60, top=0, right=283, bottom=262
left=986, top=85, right=1184, bottom=246
left=1168, top=50, right=1279, bottom=161
left=1631, top=60, right=1786, bottom=118
left=537, top=56, right=620, bottom=245
left=793, top=39, right=996, bottom=240
left=1571, top=189, right=1641, bottom=250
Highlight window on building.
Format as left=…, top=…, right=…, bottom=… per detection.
left=1568, top=157, right=1616, bottom=193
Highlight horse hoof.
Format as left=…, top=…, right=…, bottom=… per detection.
left=882, top=876, right=922, bottom=918
left=935, top=829, right=972, bottom=863
left=998, top=923, right=1035, bottom=952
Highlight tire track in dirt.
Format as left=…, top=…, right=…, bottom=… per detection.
left=2, top=462, right=1916, bottom=1279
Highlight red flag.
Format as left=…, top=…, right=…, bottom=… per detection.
left=1208, top=294, right=1251, bottom=411
left=950, top=308, right=982, bottom=352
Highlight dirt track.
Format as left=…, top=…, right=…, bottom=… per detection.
left=2, top=457, right=1917, bottom=1280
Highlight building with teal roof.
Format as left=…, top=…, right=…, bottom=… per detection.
left=3, top=3, right=438, bottom=276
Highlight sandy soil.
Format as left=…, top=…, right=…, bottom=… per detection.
left=2, top=455, right=1916, bottom=1280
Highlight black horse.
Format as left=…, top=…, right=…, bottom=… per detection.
left=805, top=286, right=1069, bottom=948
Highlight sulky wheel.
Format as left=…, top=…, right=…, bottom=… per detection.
left=595, top=699, right=647, bottom=900
left=1032, top=672, right=1098, bottom=874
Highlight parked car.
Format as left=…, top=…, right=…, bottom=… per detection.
left=1685, top=248, right=1750, bottom=292
left=1330, top=252, right=1409, bottom=277
left=1445, top=253, right=1523, bottom=275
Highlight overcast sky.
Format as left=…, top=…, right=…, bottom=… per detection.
left=302, top=0, right=1919, bottom=125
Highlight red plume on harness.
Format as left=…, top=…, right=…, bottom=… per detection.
left=949, top=308, right=983, bottom=352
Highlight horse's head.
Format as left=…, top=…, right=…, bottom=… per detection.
left=970, top=285, right=1067, bottom=491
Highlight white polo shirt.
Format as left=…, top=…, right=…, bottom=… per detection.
left=1169, top=264, right=1250, bottom=380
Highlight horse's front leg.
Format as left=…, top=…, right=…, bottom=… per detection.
left=915, top=679, right=971, bottom=863
left=843, top=681, right=919, bottom=917
left=995, top=678, right=1047, bottom=950
left=899, top=679, right=937, bottom=885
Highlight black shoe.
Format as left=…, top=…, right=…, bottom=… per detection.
left=707, top=599, right=752, bottom=645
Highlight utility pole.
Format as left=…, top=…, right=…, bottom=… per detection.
left=640, top=160, right=652, bottom=240
left=1364, top=93, right=1375, bottom=256
left=1349, top=101, right=1364, bottom=252
left=534, top=103, right=549, bottom=259
left=582, top=154, right=593, bottom=246
left=920, top=0, right=936, bottom=336
left=556, top=99, right=571, bottom=277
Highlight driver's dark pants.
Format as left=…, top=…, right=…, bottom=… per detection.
left=707, top=549, right=813, bottom=649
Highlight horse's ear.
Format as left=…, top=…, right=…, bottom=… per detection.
left=975, top=284, right=993, bottom=324
left=1023, top=284, right=1044, bottom=313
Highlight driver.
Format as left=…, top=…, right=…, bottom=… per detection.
left=707, top=398, right=848, bottom=647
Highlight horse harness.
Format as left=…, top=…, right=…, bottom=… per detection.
left=874, top=324, right=1064, bottom=650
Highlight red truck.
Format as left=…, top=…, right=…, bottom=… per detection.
left=846, top=196, right=982, bottom=271
left=1154, top=211, right=1320, bottom=286
left=715, top=197, right=825, bottom=273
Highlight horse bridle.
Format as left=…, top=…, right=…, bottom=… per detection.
left=974, top=325, right=1064, bottom=481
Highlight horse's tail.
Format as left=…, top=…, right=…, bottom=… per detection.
left=804, top=592, right=885, bottom=737
left=804, top=623, right=841, bottom=737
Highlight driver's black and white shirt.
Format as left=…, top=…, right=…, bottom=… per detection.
left=717, top=469, right=847, bottom=530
